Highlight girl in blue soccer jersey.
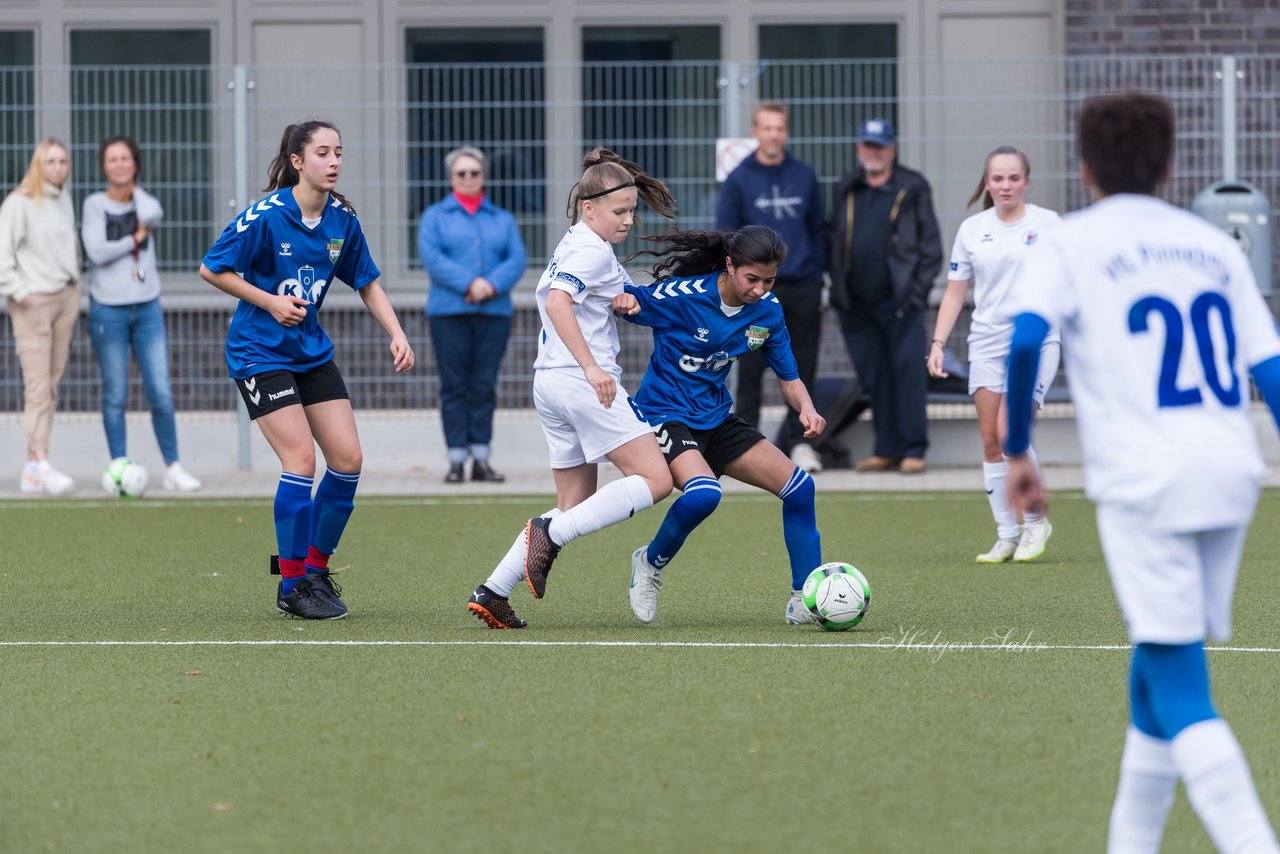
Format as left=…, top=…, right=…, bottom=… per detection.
left=198, top=121, right=415, bottom=620
left=613, top=224, right=828, bottom=625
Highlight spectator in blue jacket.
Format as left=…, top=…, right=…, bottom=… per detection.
left=418, top=146, right=527, bottom=483
left=717, top=102, right=827, bottom=474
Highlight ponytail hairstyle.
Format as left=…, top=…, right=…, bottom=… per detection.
left=265, top=120, right=356, bottom=216
left=967, top=145, right=1031, bottom=210
left=14, top=138, right=69, bottom=202
left=566, top=147, right=676, bottom=224
left=630, top=224, right=788, bottom=281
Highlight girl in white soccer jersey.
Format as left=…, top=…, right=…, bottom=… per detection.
left=612, top=225, right=827, bottom=625
left=1007, top=93, right=1279, bottom=854
left=466, top=148, right=676, bottom=629
left=927, top=146, right=1060, bottom=564
left=199, top=121, right=414, bottom=621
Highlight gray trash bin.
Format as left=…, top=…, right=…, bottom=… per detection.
left=1191, top=181, right=1272, bottom=294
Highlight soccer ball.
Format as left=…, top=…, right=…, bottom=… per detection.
left=801, top=562, right=871, bottom=631
left=101, top=458, right=149, bottom=498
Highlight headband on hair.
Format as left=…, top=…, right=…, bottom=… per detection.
left=580, top=180, right=636, bottom=201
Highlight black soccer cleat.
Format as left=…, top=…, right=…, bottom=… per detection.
left=524, top=516, right=560, bottom=599
left=467, top=585, right=527, bottom=629
left=277, top=574, right=348, bottom=620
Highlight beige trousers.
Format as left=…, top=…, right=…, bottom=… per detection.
left=8, top=284, right=80, bottom=459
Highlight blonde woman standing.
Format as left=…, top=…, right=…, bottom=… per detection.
left=928, top=146, right=1061, bottom=563
left=0, top=139, right=80, bottom=495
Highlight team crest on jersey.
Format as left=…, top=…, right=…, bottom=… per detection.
left=1023, top=231, right=1038, bottom=246
left=326, top=238, right=344, bottom=263
left=746, top=325, right=770, bottom=350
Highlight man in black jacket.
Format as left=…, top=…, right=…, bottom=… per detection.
left=828, top=119, right=942, bottom=473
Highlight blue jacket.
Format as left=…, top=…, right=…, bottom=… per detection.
left=716, top=152, right=826, bottom=283
left=418, top=194, right=527, bottom=317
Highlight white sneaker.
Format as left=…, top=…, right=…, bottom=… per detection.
left=19, top=466, right=43, bottom=494
left=628, top=546, right=663, bottom=623
left=1013, top=519, right=1053, bottom=562
left=976, top=537, right=1019, bottom=564
left=41, top=465, right=75, bottom=497
left=785, top=590, right=817, bottom=625
left=163, top=462, right=202, bottom=493
left=790, top=443, right=823, bottom=473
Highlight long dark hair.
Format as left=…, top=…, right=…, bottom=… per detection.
left=967, top=145, right=1031, bottom=210
left=265, top=120, right=356, bottom=216
left=630, top=224, right=788, bottom=281
left=566, top=147, right=676, bottom=224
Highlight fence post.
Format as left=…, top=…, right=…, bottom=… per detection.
left=720, top=61, right=743, bottom=137
left=231, top=64, right=253, bottom=471
left=1220, top=55, right=1238, bottom=183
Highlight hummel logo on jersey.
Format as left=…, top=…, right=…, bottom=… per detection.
left=235, top=193, right=286, bottom=233
left=652, top=279, right=706, bottom=300
left=279, top=243, right=292, bottom=256
left=243, top=377, right=261, bottom=405
left=696, top=327, right=709, bottom=342
left=746, top=325, right=770, bottom=351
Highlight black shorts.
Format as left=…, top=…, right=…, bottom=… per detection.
left=654, top=415, right=766, bottom=478
left=235, top=360, right=349, bottom=420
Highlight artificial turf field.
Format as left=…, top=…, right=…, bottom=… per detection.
left=2, top=490, right=1278, bottom=853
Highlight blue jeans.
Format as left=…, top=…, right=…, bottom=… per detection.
left=88, top=298, right=179, bottom=463
left=429, top=314, right=511, bottom=453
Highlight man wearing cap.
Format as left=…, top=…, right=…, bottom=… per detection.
left=828, top=118, right=942, bottom=474
left=717, top=101, right=827, bottom=474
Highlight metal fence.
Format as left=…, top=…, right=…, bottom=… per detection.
left=1, top=54, right=1276, bottom=427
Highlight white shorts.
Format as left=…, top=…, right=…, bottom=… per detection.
left=533, top=369, right=653, bottom=468
left=968, top=341, right=1061, bottom=406
left=1095, top=504, right=1248, bottom=645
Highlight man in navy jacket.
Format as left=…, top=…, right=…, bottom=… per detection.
left=717, top=102, right=827, bottom=472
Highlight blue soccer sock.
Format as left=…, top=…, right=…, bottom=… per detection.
left=275, top=473, right=314, bottom=595
left=779, top=467, right=821, bottom=590
left=307, top=468, right=360, bottom=573
left=646, top=475, right=721, bottom=568
left=1131, top=642, right=1217, bottom=739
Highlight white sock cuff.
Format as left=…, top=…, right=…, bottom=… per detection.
left=1171, top=719, right=1243, bottom=781
left=620, top=474, right=655, bottom=514
left=544, top=507, right=563, bottom=519
left=1121, top=727, right=1177, bottom=776
left=982, top=460, right=1008, bottom=477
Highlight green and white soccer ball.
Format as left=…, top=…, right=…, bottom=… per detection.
left=101, top=458, right=149, bottom=499
left=801, top=562, right=871, bottom=631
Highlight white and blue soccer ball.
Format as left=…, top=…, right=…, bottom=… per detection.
left=101, top=458, right=149, bottom=499
left=801, top=562, right=871, bottom=631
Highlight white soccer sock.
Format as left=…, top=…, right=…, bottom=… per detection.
left=483, top=507, right=561, bottom=597
left=1108, top=727, right=1178, bottom=854
left=549, top=474, right=654, bottom=547
left=984, top=460, right=1020, bottom=540
left=1172, top=719, right=1280, bottom=854
left=1022, top=445, right=1045, bottom=525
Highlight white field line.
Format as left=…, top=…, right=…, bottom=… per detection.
left=0, top=492, right=1092, bottom=511
left=0, top=639, right=1275, bottom=653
